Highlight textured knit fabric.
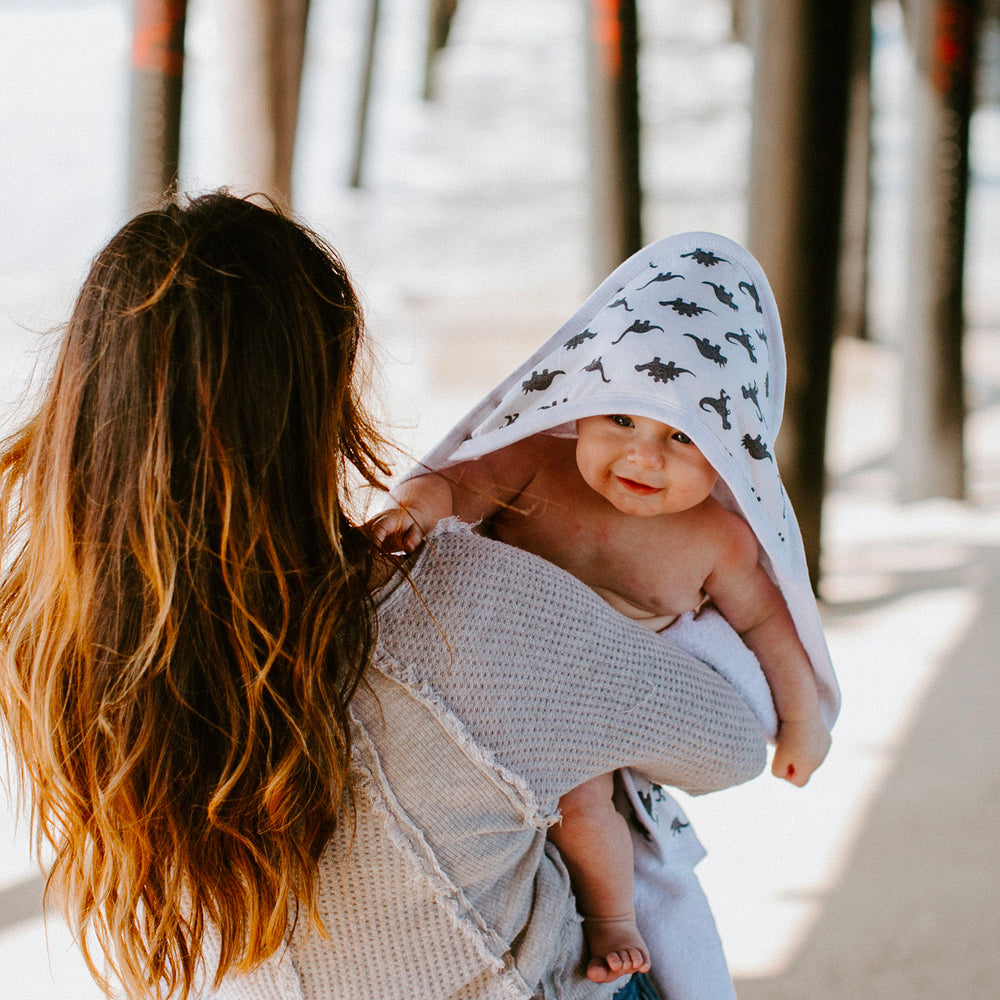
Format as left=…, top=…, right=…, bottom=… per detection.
left=202, top=521, right=766, bottom=1000
left=409, top=232, right=839, bottom=730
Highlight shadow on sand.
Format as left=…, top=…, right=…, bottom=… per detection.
left=734, top=540, right=1000, bottom=999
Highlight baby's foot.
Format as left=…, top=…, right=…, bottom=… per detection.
left=582, top=915, right=651, bottom=984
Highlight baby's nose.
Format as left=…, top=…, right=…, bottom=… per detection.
left=628, top=443, right=665, bottom=470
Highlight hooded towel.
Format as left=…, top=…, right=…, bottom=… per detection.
left=409, top=232, right=839, bottom=730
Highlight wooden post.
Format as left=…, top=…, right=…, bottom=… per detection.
left=215, top=0, right=309, bottom=209
left=747, top=2, right=855, bottom=587
left=127, top=0, right=187, bottom=213
left=899, top=0, right=980, bottom=500
left=422, top=0, right=459, bottom=101
left=839, top=0, right=874, bottom=341
left=349, top=0, right=381, bottom=188
left=585, top=0, right=642, bottom=285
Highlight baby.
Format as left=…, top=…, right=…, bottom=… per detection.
left=372, top=233, right=839, bottom=988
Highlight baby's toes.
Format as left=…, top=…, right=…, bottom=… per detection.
left=623, top=947, right=650, bottom=972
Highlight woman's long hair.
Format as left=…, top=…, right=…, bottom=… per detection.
left=0, top=192, right=392, bottom=998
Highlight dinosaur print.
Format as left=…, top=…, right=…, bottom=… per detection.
left=700, top=390, right=732, bottom=430
left=755, top=327, right=769, bottom=356
left=683, top=333, right=727, bottom=367
left=738, top=280, right=762, bottom=313
left=742, top=434, right=773, bottom=462
left=681, top=248, right=729, bottom=267
left=608, top=296, right=634, bottom=312
left=637, top=783, right=668, bottom=819
left=634, top=357, right=695, bottom=384
left=659, top=297, right=715, bottom=317
left=637, top=271, right=683, bottom=290
left=670, top=816, right=691, bottom=835
left=521, top=369, right=565, bottom=394
left=563, top=328, right=598, bottom=350
left=583, top=357, right=612, bottom=383
left=724, top=329, right=758, bottom=363
left=502, top=413, right=519, bottom=426
left=702, top=281, right=739, bottom=311
left=612, top=318, right=665, bottom=345
left=741, top=382, right=764, bottom=423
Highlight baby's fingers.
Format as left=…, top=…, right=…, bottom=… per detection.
left=368, top=509, right=421, bottom=552
left=771, top=751, right=811, bottom=786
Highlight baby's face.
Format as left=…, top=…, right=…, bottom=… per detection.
left=575, top=414, right=718, bottom=517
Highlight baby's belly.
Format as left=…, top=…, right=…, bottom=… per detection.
left=591, top=586, right=680, bottom=632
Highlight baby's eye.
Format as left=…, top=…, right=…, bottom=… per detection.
left=609, top=415, right=634, bottom=428
left=672, top=431, right=693, bottom=444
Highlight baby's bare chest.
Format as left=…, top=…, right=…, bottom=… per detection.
left=493, top=485, right=713, bottom=617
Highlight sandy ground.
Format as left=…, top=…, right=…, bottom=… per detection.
left=1, top=1, right=998, bottom=997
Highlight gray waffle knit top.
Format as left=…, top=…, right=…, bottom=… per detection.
left=204, top=520, right=766, bottom=1000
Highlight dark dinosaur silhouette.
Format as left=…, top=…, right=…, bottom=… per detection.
left=503, top=413, right=519, bottom=426
left=739, top=280, right=762, bottom=313
left=612, top=318, right=665, bottom=344
left=583, top=357, right=611, bottom=383
left=634, top=357, right=695, bottom=384
left=724, top=329, right=758, bottom=363
left=636, top=783, right=668, bottom=819
left=659, top=297, right=715, bottom=317
left=683, top=333, right=727, bottom=367
left=700, top=390, right=732, bottom=430
left=741, top=382, right=764, bottom=423
left=563, top=328, right=597, bottom=350
left=637, top=271, right=683, bottom=290
left=521, top=369, right=565, bottom=394
left=670, top=815, right=691, bottom=835
left=742, top=434, right=773, bottom=462
left=702, top=281, right=739, bottom=311
left=681, top=248, right=729, bottom=267
left=608, top=296, right=634, bottom=312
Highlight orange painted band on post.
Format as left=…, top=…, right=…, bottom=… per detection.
left=931, top=1, right=976, bottom=96
left=591, top=0, right=623, bottom=79
left=131, top=0, right=187, bottom=78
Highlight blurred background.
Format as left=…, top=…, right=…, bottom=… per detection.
left=1, top=0, right=998, bottom=997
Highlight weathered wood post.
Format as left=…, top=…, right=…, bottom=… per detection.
left=349, top=0, right=381, bottom=188
left=839, top=0, right=874, bottom=341
left=899, top=0, right=980, bottom=500
left=127, top=0, right=188, bottom=212
left=215, top=0, right=310, bottom=209
left=422, top=0, right=459, bottom=101
left=585, top=0, right=642, bottom=284
left=747, top=2, right=856, bottom=587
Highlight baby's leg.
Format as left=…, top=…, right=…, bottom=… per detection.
left=550, top=772, right=650, bottom=984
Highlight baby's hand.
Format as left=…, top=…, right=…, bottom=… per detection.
left=771, top=717, right=831, bottom=787
left=367, top=505, right=429, bottom=554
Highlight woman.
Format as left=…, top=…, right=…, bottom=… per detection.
left=0, top=192, right=765, bottom=1000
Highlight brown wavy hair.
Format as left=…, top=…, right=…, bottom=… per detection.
left=0, top=192, right=393, bottom=998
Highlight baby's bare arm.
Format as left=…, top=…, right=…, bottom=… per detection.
left=704, top=512, right=830, bottom=785
left=369, top=438, right=544, bottom=553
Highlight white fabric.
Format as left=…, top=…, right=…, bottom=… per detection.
left=617, top=771, right=735, bottom=1000
left=666, top=606, right=778, bottom=740
left=618, top=609, right=775, bottom=1000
